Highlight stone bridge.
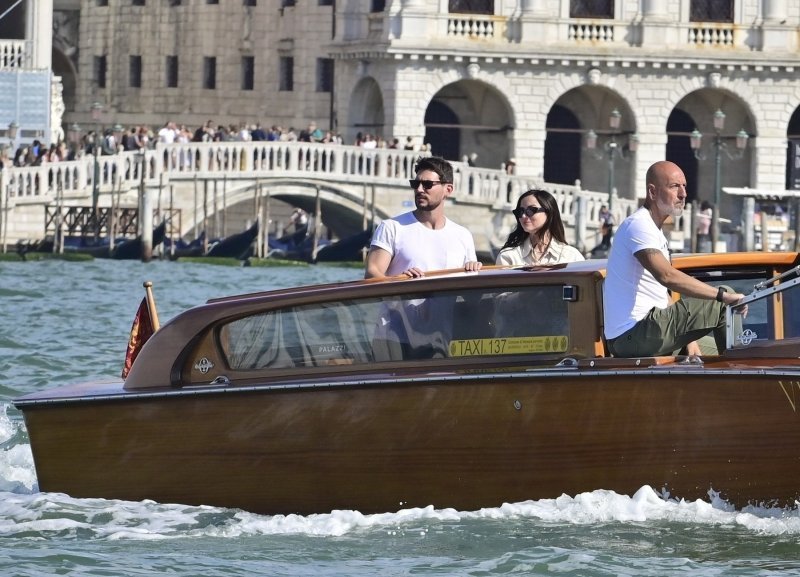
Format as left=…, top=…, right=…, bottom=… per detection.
left=0, top=141, right=650, bottom=257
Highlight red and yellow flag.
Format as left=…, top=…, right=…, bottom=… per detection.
left=121, top=297, right=155, bottom=379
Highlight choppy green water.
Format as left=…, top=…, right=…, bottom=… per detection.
left=1, top=259, right=800, bottom=577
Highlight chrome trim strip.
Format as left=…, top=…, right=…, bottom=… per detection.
left=13, top=365, right=800, bottom=408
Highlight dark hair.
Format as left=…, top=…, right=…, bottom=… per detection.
left=700, top=200, right=712, bottom=211
left=501, top=189, right=567, bottom=250
left=414, top=156, right=453, bottom=183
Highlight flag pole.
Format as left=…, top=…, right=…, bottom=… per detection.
left=143, top=281, right=160, bottom=331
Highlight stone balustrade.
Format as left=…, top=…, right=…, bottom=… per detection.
left=0, top=40, right=29, bottom=69
left=0, top=141, right=651, bottom=251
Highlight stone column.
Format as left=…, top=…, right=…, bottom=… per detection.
left=27, top=0, right=53, bottom=69
left=398, top=0, right=435, bottom=40
left=642, top=0, right=668, bottom=18
left=764, top=0, right=787, bottom=22
left=639, top=0, right=681, bottom=47
left=519, top=0, right=548, bottom=15
left=760, top=0, right=795, bottom=50
left=742, top=197, right=755, bottom=251
left=753, top=135, right=788, bottom=190
left=518, top=0, right=557, bottom=43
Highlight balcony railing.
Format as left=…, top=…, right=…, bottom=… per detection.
left=447, top=14, right=505, bottom=40
left=568, top=21, right=616, bottom=43
left=687, top=23, right=736, bottom=47
left=0, top=40, right=29, bottom=69
left=341, top=11, right=783, bottom=53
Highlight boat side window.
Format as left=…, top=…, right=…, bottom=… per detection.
left=217, top=284, right=572, bottom=370
left=780, top=277, right=800, bottom=339
left=490, top=286, right=568, bottom=340
left=691, top=269, right=774, bottom=346
left=716, top=278, right=772, bottom=344
left=372, top=292, right=457, bottom=361
left=374, top=285, right=569, bottom=360
left=220, top=300, right=381, bottom=369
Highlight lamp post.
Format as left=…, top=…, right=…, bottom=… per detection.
left=111, top=124, right=124, bottom=153
left=690, top=109, right=749, bottom=252
left=90, top=102, right=103, bottom=242
left=585, top=108, right=639, bottom=216
left=0, top=122, right=14, bottom=253
left=109, top=124, right=124, bottom=255
left=7, top=121, right=18, bottom=153
left=57, top=122, right=83, bottom=253
left=67, top=122, right=81, bottom=147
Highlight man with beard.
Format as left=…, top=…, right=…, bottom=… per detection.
left=364, top=156, right=482, bottom=278
left=603, top=161, right=745, bottom=357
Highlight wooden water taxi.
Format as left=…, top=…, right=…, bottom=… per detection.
left=13, top=252, right=800, bottom=515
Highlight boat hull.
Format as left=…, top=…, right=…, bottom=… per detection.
left=21, top=367, right=800, bottom=514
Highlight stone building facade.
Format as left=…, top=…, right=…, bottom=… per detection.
left=45, top=0, right=800, bottom=227
left=0, top=0, right=61, bottom=146
left=62, top=0, right=335, bottom=138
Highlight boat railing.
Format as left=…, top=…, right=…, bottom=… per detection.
left=726, top=264, right=800, bottom=350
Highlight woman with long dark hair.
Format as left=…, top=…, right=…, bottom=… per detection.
left=496, top=189, right=584, bottom=265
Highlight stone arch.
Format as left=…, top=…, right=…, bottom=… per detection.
left=544, top=105, right=580, bottom=185
left=671, top=88, right=755, bottom=227
left=52, top=8, right=80, bottom=116
left=659, top=74, right=760, bottom=137
left=348, top=77, right=385, bottom=144
left=548, top=85, right=638, bottom=200
left=786, top=106, right=800, bottom=190
left=180, top=178, right=376, bottom=241
left=52, top=48, right=78, bottom=115
left=666, top=108, right=700, bottom=202
left=424, top=79, right=514, bottom=168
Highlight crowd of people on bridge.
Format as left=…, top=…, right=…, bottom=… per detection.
left=1, top=118, right=434, bottom=172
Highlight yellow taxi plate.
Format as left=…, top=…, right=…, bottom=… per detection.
left=449, top=336, right=569, bottom=357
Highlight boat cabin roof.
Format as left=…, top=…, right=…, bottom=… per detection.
left=120, top=251, right=800, bottom=391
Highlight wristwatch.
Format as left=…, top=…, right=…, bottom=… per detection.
left=715, top=286, right=725, bottom=303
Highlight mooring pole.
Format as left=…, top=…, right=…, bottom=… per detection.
left=140, top=150, right=153, bottom=262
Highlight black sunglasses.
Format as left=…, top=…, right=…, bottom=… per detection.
left=409, top=179, right=446, bottom=190
left=513, top=206, right=547, bottom=219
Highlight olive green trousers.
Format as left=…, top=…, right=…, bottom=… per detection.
left=607, top=295, right=727, bottom=357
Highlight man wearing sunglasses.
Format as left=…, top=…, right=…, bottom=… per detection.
left=365, top=156, right=482, bottom=278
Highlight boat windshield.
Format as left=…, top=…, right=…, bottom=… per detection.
left=218, top=284, right=576, bottom=370
left=726, top=265, right=800, bottom=350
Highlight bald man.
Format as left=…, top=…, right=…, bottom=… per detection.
left=603, top=161, right=745, bottom=357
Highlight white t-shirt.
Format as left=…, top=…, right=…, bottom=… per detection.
left=370, top=211, right=477, bottom=276
left=603, top=207, right=671, bottom=340
left=158, top=126, right=176, bottom=144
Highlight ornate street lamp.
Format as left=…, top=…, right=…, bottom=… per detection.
left=690, top=109, right=749, bottom=252
left=7, top=121, right=19, bottom=163
left=67, top=123, right=81, bottom=159
left=585, top=108, right=638, bottom=215
left=112, top=124, right=124, bottom=153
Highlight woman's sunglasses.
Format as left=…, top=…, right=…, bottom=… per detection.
left=513, top=206, right=547, bottom=219
left=409, top=179, right=446, bottom=190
